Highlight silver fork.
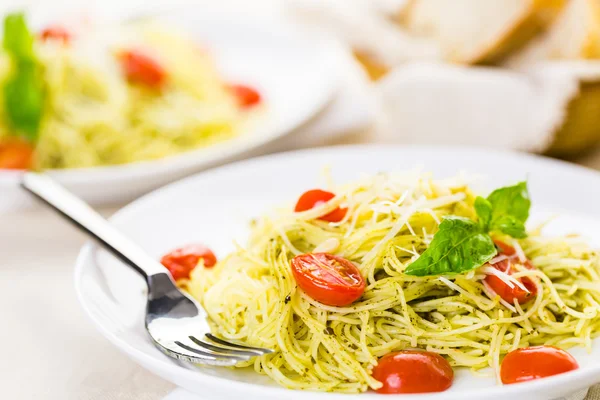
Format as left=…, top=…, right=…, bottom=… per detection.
left=21, top=172, right=272, bottom=366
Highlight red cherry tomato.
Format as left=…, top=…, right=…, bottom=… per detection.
left=294, top=189, right=347, bottom=223
left=484, top=240, right=537, bottom=305
left=228, top=84, right=261, bottom=108
left=494, top=239, right=517, bottom=256
left=0, top=139, right=34, bottom=170
left=39, top=25, right=71, bottom=43
left=118, top=50, right=166, bottom=89
left=501, top=346, right=578, bottom=384
left=290, top=253, right=365, bottom=307
left=372, top=351, right=454, bottom=394
left=160, top=244, right=217, bottom=281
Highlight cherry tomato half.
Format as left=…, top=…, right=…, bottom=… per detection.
left=484, top=240, right=537, bottom=305
left=0, top=139, right=34, bottom=170
left=160, top=244, right=217, bottom=281
left=228, top=84, right=261, bottom=108
left=39, top=25, right=71, bottom=43
left=494, top=239, right=517, bottom=256
left=501, top=346, right=578, bottom=384
left=290, top=253, right=365, bottom=307
left=294, top=189, right=347, bottom=223
left=372, top=351, right=454, bottom=394
left=118, top=50, right=166, bottom=89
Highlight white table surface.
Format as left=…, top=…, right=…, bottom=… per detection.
left=0, top=207, right=174, bottom=400
left=3, top=145, right=600, bottom=400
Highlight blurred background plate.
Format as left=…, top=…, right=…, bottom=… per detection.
left=0, top=9, right=341, bottom=207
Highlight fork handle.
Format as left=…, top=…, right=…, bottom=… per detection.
left=21, top=173, right=166, bottom=280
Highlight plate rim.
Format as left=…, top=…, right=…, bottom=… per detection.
left=74, top=144, right=600, bottom=399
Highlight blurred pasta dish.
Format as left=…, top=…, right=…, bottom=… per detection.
left=0, top=13, right=261, bottom=170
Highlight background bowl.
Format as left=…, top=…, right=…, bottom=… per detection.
left=0, top=10, right=340, bottom=206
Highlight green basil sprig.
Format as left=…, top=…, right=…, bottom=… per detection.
left=404, top=182, right=530, bottom=276
left=475, top=181, right=530, bottom=238
left=3, top=13, right=45, bottom=141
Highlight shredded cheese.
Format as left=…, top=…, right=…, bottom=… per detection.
left=480, top=266, right=529, bottom=293
left=512, top=239, right=527, bottom=263
left=314, top=238, right=340, bottom=253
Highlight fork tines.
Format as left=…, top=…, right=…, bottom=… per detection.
left=173, top=334, right=272, bottom=365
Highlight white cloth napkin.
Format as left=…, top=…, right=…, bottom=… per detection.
left=373, top=61, right=600, bottom=152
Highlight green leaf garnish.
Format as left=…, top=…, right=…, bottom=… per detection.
left=484, top=181, right=530, bottom=238
left=2, top=12, right=45, bottom=141
left=474, top=196, right=492, bottom=231
left=405, top=182, right=530, bottom=276
left=3, top=13, right=35, bottom=60
left=404, top=216, right=497, bottom=276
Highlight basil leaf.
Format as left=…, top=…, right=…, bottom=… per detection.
left=2, top=12, right=45, bottom=141
left=405, top=182, right=530, bottom=277
left=474, top=196, right=492, bottom=231
left=404, top=216, right=497, bottom=276
left=3, top=13, right=34, bottom=60
left=3, top=61, right=45, bottom=140
left=486, top=181, right=530, bottom=238
left=490, top=215, right=527, bottom=239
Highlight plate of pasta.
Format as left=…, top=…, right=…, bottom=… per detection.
left=0, top=10, right=339, bottom=204
left=75, top=145, right=600, bottom=399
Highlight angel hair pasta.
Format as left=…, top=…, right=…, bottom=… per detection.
left=186, top=171, right=600, bottom=393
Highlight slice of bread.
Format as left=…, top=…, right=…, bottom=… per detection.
left=402, top=0, right=566, bottom=64
left=547, top=79, right=600, bottom=155
left=540, top=61, right=600, bottom=156
left=353, top=50, right=390, bottom=80
left=507, top=0, right=600, bottom=67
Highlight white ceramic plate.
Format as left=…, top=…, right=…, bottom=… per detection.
left=75, top=145, right=600, bottom=400
left=0, top=10, right=339, bottom=206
